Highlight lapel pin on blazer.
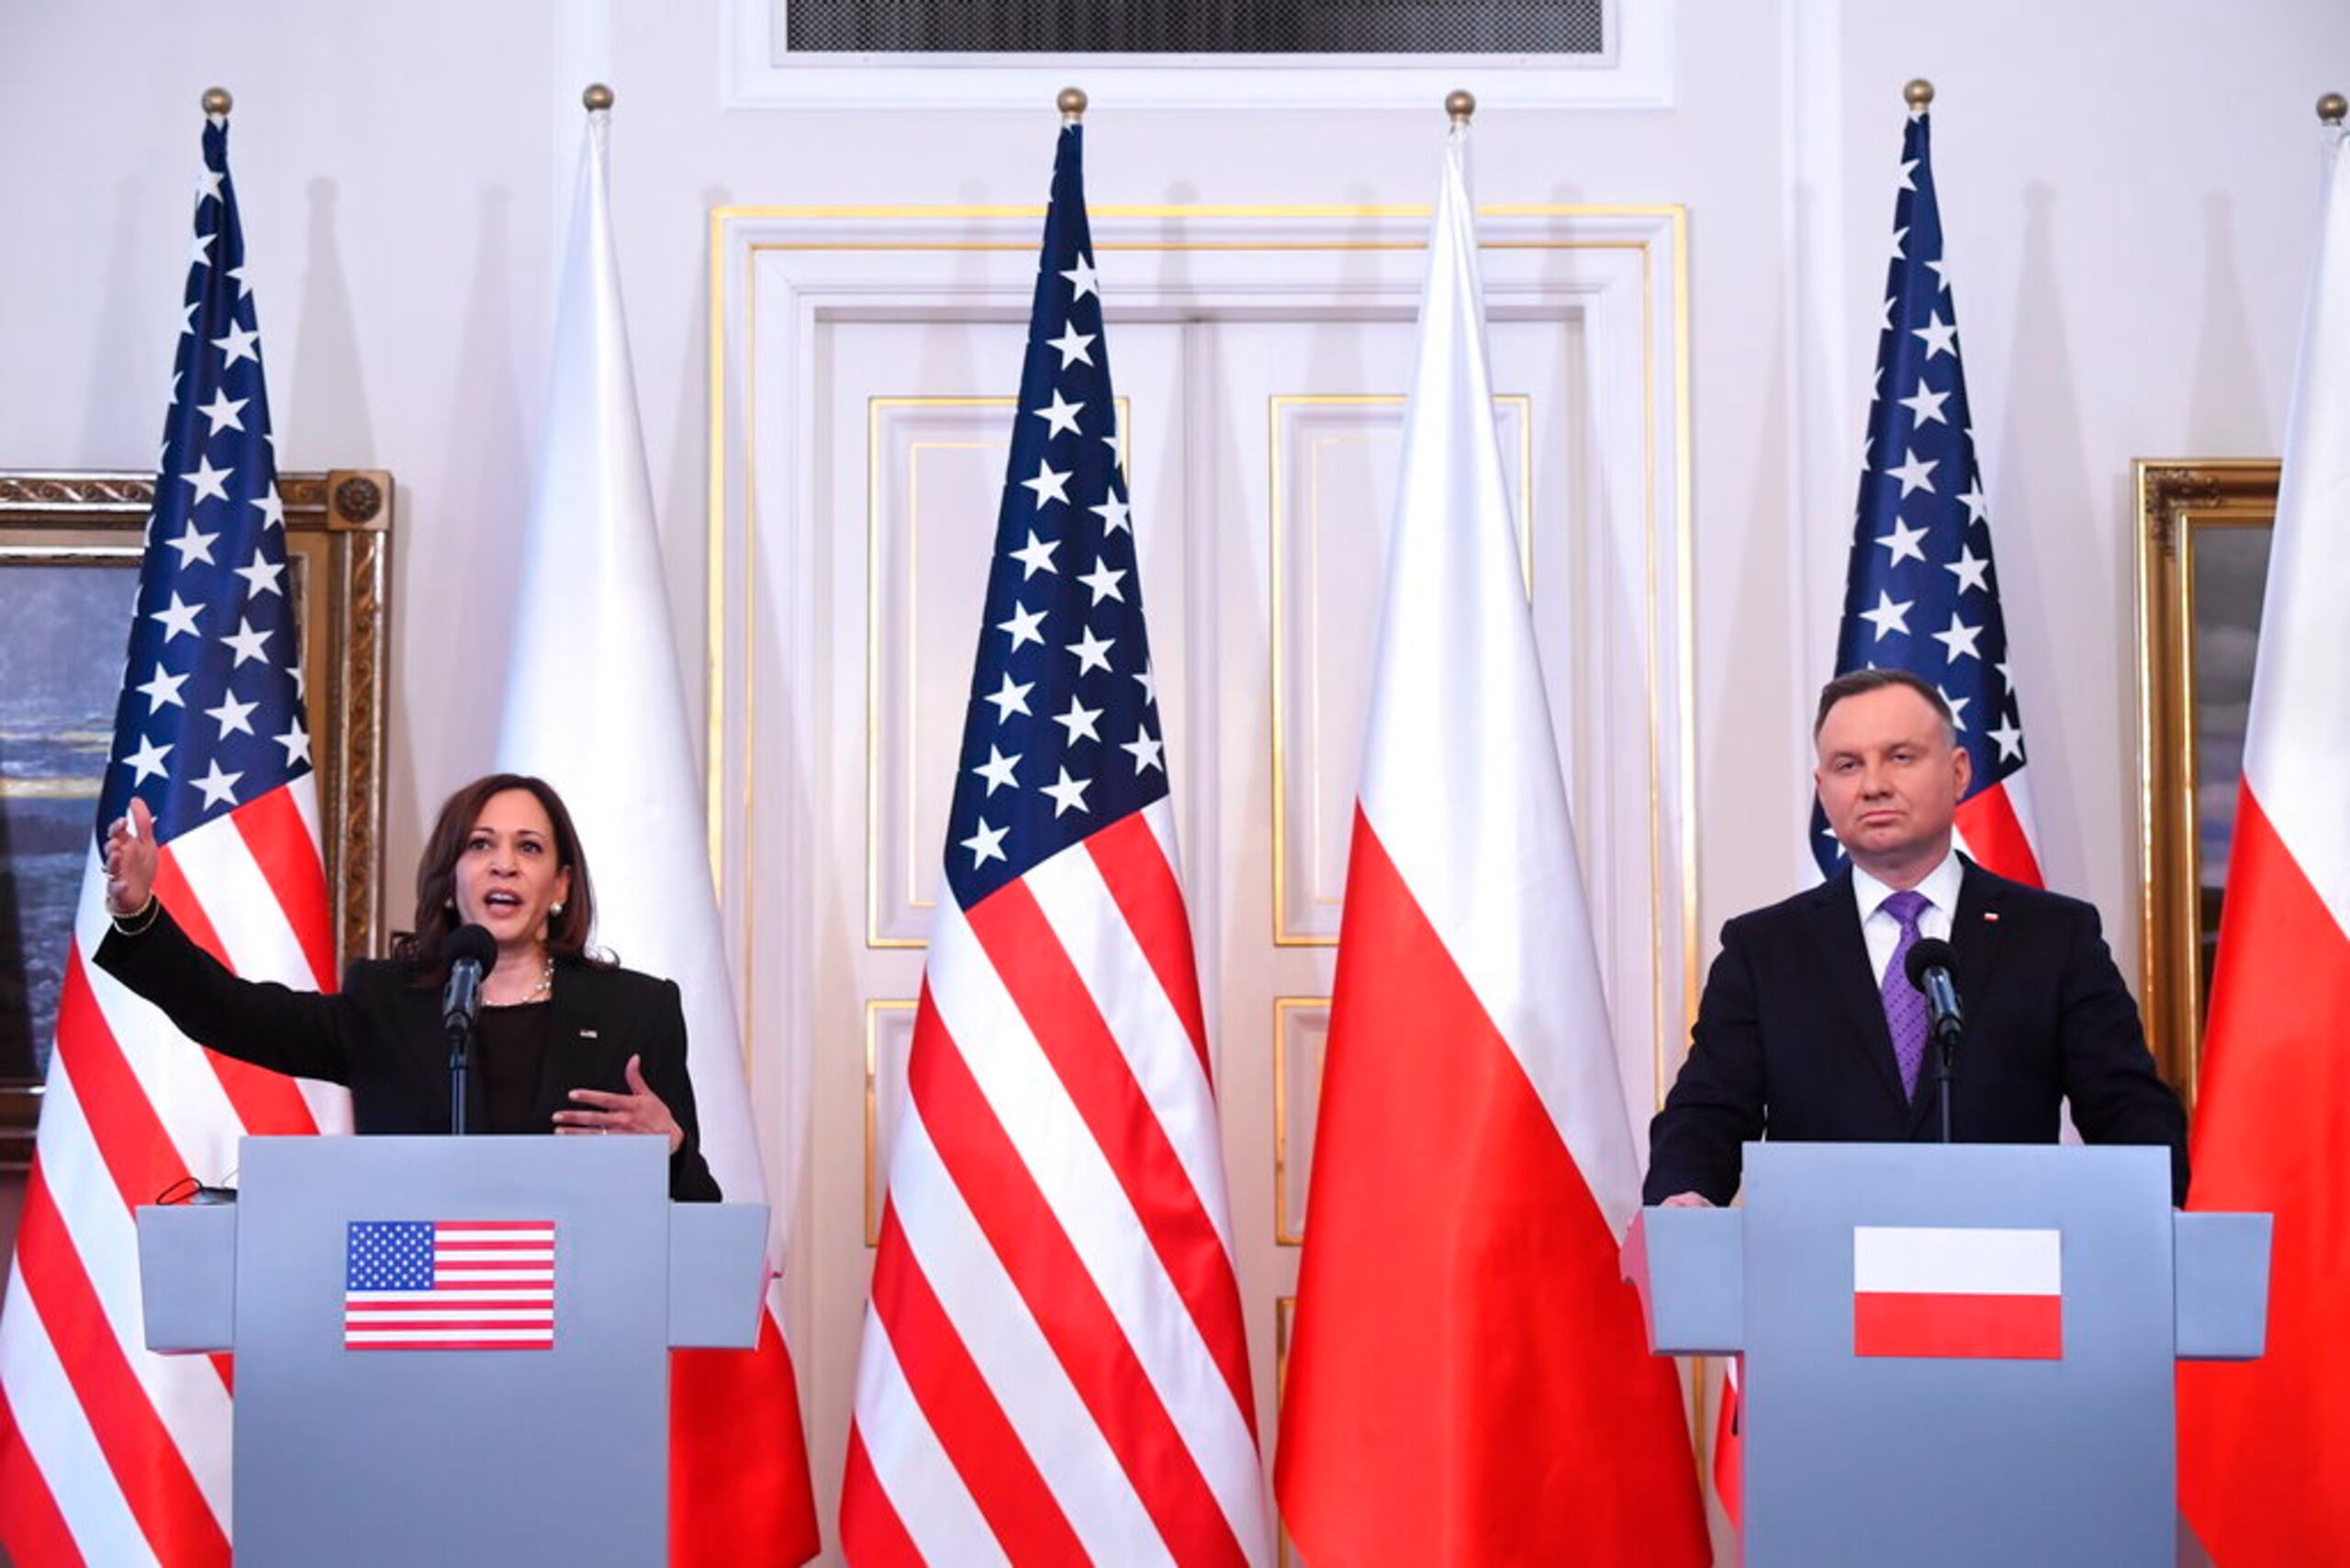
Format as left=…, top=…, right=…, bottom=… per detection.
left=579, top=1028, right=599, bottom=1038
left=1983, top=912, right=2000, bottom=923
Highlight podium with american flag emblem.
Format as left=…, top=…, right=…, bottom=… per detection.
left=1623, top=1143, right=2269, bottom=1567
left=134, top=1134, right=767, bottom=1567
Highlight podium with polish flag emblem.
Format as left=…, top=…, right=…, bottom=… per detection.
left=1624, top=1143, right=2269, bottom=1567
left=132, top=1135, right=768, bottom=1567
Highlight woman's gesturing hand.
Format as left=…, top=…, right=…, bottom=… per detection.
left=554, top=1054, right=685, bottom=1154
left=103, top=797, right=161, bottom=918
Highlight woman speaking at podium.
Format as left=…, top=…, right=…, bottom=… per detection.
left=93, top=772, right=721, bottom=1201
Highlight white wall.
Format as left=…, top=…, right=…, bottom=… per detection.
left=0, top=0, right=562, bottom=868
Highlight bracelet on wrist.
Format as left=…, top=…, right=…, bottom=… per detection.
left=109, top=893, right=162, bottom=937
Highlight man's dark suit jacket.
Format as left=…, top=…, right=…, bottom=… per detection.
left=1644, top=859, right=2188, bottom=1206
left=97, top=903, right=721, bottom=1202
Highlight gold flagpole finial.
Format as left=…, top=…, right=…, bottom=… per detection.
left=1446, top=89, right=1476, bottom=125
left=2320, top=92, right=2346, bottom=126
left=201, top=86, right=232, bottom=116
left=1905, top=78, right=1936, bottom=110
left=1058, top=86, right=1087, bottom=124
left=584, top=83, right=615, bottom=111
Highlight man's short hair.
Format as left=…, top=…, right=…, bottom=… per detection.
left=1812, top=667, right=1957, bottom=740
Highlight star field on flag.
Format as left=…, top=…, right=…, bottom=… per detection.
left=98, top=121, right=309, bottom=849
left=1814, top=101, right=2044, bottom=886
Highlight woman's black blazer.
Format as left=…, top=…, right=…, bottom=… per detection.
left=95, top=903, right=721, bottom=1202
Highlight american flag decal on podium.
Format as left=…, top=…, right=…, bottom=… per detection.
left=343, top=1222, right=558, bottom=1351
left=1812, top=97, right=2044, bottom=888
left=0, top=105, right=350, bottom=1568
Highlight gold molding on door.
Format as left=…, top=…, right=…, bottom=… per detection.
left=1267, top=394, right=1533, bottom=946
left=1270, top=996, right=1333, bottom=1247
left=708, top=202, right=1696, bottom=1117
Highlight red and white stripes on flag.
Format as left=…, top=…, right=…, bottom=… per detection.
left=847, top=810, right=1268, bottom=1565
left=2178, top=112, right=2350, bottom=1565
left=0, top=105, right=351, bottom=1568
left=0, top=807, right=348, bottom=1568
left=1272, top=125, right=1710, bottom=1567
left=843, top=119, right=1269, bottom=1566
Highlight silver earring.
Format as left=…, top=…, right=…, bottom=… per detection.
left=551, top=902, right=565, bottom=916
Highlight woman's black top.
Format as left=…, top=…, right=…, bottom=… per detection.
left=94, top=902, right=722, bottom=1202
left=477, top=1001, right=555, bottom=1136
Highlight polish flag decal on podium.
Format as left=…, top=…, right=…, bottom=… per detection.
left=1852, top=1226, right=2063, bottom=1360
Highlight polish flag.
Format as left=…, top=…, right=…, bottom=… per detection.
left=1270, top=122, right=1709, bottom=1567
left=2177, top=111, right=2350, bottom=1563
left=1852, top=1226, right=2063, bottom=1361
left=496, top=100, right=818, bottom=1565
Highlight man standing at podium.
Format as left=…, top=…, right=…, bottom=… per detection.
left=1646, top=669, right=2188, bottom=1207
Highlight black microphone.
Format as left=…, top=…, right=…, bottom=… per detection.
left=441, top=924, right=498, bottom=1036
left=442, top=924, right=498, bottom=1137
left=1904, top=937, right=1964, bottom=1047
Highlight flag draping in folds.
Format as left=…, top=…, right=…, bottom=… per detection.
left=2177, top=114, right=2350, bottom=1567
left=1812, top=98, right=2044, bottom=890
left=493, top=105, right=819, bottom=1567
left=0, top=106, right=352, bottom=1568
left=1271, top=124, right=1709, bottom=1568
left=839, top=121, right=1270, bottom=1567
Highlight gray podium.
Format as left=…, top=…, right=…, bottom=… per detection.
left=1624, top=1143, right=2270, bottom=1568
left=136, top=1135, right=768, bottom=1568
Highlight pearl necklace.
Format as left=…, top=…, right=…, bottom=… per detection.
left=488, top=954, right=555, bottom=1007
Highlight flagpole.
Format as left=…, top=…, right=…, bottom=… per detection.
left=1058, top=83, right=1086, bottom=122
left=2323, top=90, right=2346, bottom=127
left=203, top=84, right=231, bottom=116
left=1447, top=87, right=1474, bottom=124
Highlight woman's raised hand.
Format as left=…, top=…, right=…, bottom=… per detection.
left=103, top=797, right=160, bottom=917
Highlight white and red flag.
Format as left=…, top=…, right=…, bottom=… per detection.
left=494, top=99, right=819, bottom=1565
left=2177, top=110, right=2350, bottom=1564
left=839, top=120, right=1270, bottom=1565
left=1850, top=1226, right=2063, bottom=1361
left=0, top=104, right=352, bottom=1567
left=1271, top=123, right=1710, bottom=1566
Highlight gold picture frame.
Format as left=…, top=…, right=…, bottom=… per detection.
left=0, top=469, right=393, bottom=1169
left=2133, top=458, right=2279, bottom=1106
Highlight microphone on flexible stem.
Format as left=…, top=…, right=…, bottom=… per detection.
left=442, top=924, right=498, bottom=1137
left=1905, top=937, right=1964, bottom=1144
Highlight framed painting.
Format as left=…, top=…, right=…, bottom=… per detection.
left=2133, top=458, right=2279, bottom=1107
left=0, top=469, right=392, bottom=1169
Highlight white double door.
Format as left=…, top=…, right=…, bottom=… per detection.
left=778, top=301, right=1673, bottom=1533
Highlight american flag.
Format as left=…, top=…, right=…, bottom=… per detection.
left=1812, top=96, right=2043, bottom=887
left=0, top=106, right=347, bottom=1568
left=343, top=1221, right=557, bottom=1351
left=840, top=123, right=1271, bottom=1565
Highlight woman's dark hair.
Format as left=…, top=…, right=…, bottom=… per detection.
left=392, top=773, right=606, bottom=981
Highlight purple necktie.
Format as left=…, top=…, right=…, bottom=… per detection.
left=1879, top=889, right=1932, bottom=1100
